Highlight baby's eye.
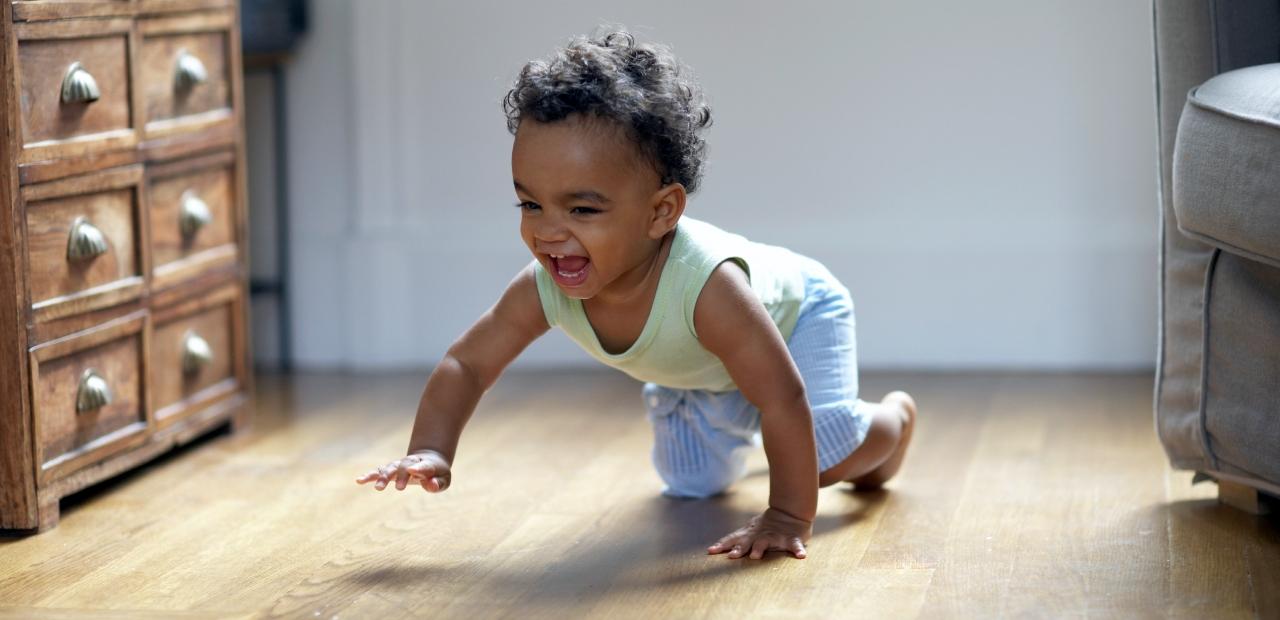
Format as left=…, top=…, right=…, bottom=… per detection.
left=515, top=201, right=541, bottom=212
left=570, top=206, right=601, bottom=215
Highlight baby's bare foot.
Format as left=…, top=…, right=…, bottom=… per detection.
left=850, top=391, right=916, bottom=490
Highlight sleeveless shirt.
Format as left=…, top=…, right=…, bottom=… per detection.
left=532, top=216, right=807, bottom=392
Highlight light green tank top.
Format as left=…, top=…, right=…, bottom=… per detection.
left=533, top=216, right=807, bottom=392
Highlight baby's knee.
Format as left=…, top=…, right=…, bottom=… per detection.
left=652, top=451, right=746, bottom=499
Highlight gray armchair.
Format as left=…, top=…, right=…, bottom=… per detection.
left=1154, top=0, right=1280, bottom=512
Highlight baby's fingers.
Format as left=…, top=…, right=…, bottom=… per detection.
left=372, top=464, right=397, bottom=490
left=393, top=466, right=412, bottom=491
left=394, top=461, right=438, bottom=491
left=707, top=534, right=743, bottom=555
left=748, top=537, right=772, bottom=560
left=405, top=461, right=437, bottom=480
left=355, top=468, right=387, bottom=486
left=419, top=476, right=449, bottom=493
left=713, top=538, right=750, bottom=559
left=788, top=537, right=807, bottom=559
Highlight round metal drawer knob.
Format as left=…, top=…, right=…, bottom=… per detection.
left=182, top=331, right=213, bottom=374
left=76, top=368, right=113, bottom=413
left=67, top=217, right=109, bottom=262
left=61, top=62, right=101, bottom=104
left=179, top=192, right=212, bottom=240
left=174, top=50, right=208, bottom=91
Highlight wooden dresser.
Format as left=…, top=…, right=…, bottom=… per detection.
left=0, top=0, right=251, bottom=533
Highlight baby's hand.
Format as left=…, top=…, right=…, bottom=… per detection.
left=355, top=450, right=451, bottom=492
left=707, top=507, right=812, bottom=560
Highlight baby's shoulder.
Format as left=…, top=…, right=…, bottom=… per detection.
left=690, top=258, right=754, bottom=316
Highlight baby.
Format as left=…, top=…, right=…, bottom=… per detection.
left=357, top=29, right=916, bottom=561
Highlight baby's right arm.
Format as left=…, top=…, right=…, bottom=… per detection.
left=355, top=263, right=549, bottom=492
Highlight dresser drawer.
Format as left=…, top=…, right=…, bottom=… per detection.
left=139, top=12, right=235, bottom=142
left=15, top=18, right=137, bottom=165
left=23, top=165, right=147, bottom=322
left=151, top=285, right=242, bottom=427
left=147, top=151, right=238, bottom=290
left=29, top=311, right=150, bottom=484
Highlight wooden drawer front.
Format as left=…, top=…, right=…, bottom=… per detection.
left=148, top=151, right=237, bottom=289
left=30, top=312, right=149, bottom=483
left=135, top=0, right=233, bottom=15
left=140, top=13, right=234, bottom=140
left=152, top=286, right=241, bottom=425
left=15, top=19, right=136, bottom=164
left=11, top=1, right=134, bottom=22
left=23, top=166, right=146, bottom=322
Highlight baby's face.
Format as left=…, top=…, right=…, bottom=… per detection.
left=512, top=115, right=671, bottom=300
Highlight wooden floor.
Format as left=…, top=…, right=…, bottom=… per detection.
left=1, top=370, right=1277, bottom=619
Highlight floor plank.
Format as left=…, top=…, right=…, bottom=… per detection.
left=0, top=370, right=1276, bottom=619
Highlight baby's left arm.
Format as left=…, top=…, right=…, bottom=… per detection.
left=693, top=260, right=818, bottom=560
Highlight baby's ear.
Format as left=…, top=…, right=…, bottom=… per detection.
left=649, top=182, right=686, bottom=239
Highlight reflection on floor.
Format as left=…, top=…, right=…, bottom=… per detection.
left=0, top=370, right=1276, bottom=619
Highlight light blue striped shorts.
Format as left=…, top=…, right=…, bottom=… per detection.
left=642, top=255, right=872, bottom=498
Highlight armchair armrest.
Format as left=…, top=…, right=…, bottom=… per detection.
left=1173, top=64, right=1280, bottom=267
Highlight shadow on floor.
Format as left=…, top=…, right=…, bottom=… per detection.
left=338, top=487, right=887, bottom=607
left=0, top=421, right=237, bottom=541
left=1158, top=495, right=1280, bottom=538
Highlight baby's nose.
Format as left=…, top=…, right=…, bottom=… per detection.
left=533, top=219, right=570, bottom=243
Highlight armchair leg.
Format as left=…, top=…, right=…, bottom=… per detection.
left=1218, top=480, right=1270, bottom=515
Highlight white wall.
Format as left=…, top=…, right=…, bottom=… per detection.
left=264, top=0, right=1159, bottom=371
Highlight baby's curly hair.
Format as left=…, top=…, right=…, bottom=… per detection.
left=503, top=28, right=713, bottom=193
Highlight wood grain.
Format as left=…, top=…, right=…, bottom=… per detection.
left=25, top=191, right=137, bottom=303
left=13, top=16, right=133, bottom=40
left=28, top=311, right=148, bottom=486
left=139, top=13, right=232, bottom=139
left=224, top=0, right=250, bottom=434
left=29, top=296, right=140, bottom=345
left=0, top=371, right=1275, bottom=618
left=151, top=288, right=236, bottom=421
left=144, top=267, right=238, bottom=312
left=137, top=121, right=235, bottom=161
left=146, top=150, right=235, bottom=289
left=22, top=166, right=143, bottom=317
left=0, top=0, right=38, bottom=531
left=11, top=1, right=135, bottom=23
left=18, top=149, right=139, bottom=186
left=15, top=21, right=136, bottom=164
left=135, top=0, right=230, bottom=14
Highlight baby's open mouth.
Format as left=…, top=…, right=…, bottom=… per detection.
left=549, top=254, right=590, bottom=286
